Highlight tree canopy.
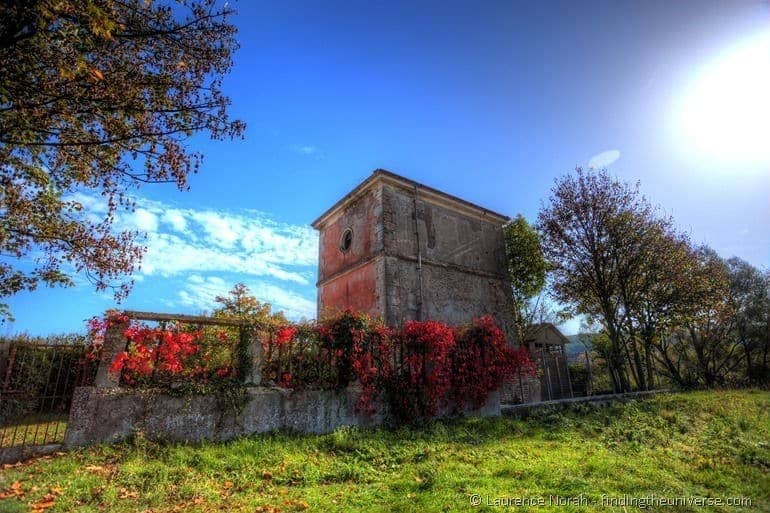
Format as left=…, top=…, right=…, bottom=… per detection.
left=539, top=168, right=769, bottom=391
left=0, top=0, right=244, bottom=320
left=503, top=214, right=549, bottom=343
left=539, top=168, right=680, bottom=391
left=212, top=283, right=287, bottom=328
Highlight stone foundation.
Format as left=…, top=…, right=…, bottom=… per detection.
left=64, top=386, right=500, bottom=447
left=502, top=373, right=542, bottom=404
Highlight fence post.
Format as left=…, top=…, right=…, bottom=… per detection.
left=541, top=348, right=552, bottom=401
left=553, top=353, right=562, bottom=399
left=563, top=354, right=574, bottom=398
left=0, top=340, right=9, bottom=390
left=240, top=325, right=263, bottom=386
left=585, top=351, right=593, bottom=396
left=94, top=320, right=129, bottom=388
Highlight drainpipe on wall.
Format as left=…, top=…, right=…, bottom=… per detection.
left=412, top=184, right=424, bottom=321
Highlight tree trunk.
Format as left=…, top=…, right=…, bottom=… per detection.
left=630, top=334, right=647, bottom=391
left=644, top=339, right=655, bottom=390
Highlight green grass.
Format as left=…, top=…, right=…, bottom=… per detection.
left=0, top=390, right=768, bottom=512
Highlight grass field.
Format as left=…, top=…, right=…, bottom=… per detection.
left=0, top=390, right=768, bottom=512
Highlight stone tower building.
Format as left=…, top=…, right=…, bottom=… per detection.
left=312, top=169, right=517, bottom=338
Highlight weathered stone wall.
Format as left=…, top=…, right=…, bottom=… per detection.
left=65, top=387, right=370, bottom=446
left=501, top=390, right=669, bottom=417
left=317, top=185, right=384, bottom=318
left=381, top=183, right=508, bottom=276
left=64, top=386, right=501, bottom=447
left=502, top=374, right=542, bottom=404
left=380, top=183, right=516, bottom=337
left=383, top=256, right=515, bottom=335
left=314, top=173, right=516, bottom=340
left=317, top=186, right=382, bottom=281
left=318, top=259, right=383, bottom=319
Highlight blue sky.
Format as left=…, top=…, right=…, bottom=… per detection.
left=5, top=0, right=770, bottom=336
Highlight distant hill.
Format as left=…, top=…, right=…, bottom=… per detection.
left=564, top=334, right=597, bottom=362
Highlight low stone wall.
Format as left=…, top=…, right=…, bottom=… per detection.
left=65, top=311, right=501, bottom=448
left=502, top=374, right=542, bottom=404
left=0, top=443, right=63, bottom=465
left=500, top=389, right=669, bottom=418
left=64, top=386, right=500, bottom=447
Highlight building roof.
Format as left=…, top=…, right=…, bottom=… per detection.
left=311, top=169, right=510, bottom=229
left=525, top=323, right=570, bottom=345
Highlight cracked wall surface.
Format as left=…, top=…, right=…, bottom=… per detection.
left=380, top=183, right=516, bottom=338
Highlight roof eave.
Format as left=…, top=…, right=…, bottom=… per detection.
left=311, top=169, right=510, bottom=230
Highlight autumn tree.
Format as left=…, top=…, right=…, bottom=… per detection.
left=625, top=228, right=694, bottom=389
left=725, top=257, right=770, bottom=384
left=537, top=168, right=671, bottom=392
left=0, top=0, right=245, bottom=320
left=503, top=214, right=549, bottom=344
left=212, top=283, right=287, bottom=328
left=672, top=247, right=746, bottom=387
left=539, top=168, right=768, bottom=391
left=726, top=258, right=770, bottom=384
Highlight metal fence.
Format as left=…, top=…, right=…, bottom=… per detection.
left=568, top=352, right=594, bottom=397
left=0, top=341, right=96, bottom=448
left=0, top=311, right=251, bottom=451
left=538, top=350, right=574, bottom=401
left=109, top=313, right=244, bottom=387
left=260, top=326, right=388, bottom=390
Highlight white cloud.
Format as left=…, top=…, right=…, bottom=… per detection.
left=177, top=274, right=316, bottom=320
left=132, top=208, right=159, bottom=232
left=138, top=232, right=310, bottom=284
left=67, top=192, right=108, bottom=214
left=88, top=195, right=319, bottom=282
left=291, top=144, right=317, bottom=155
left=163, top=209, right=188, bottom=233
left=67, top=192, right=319, bottom=318
left=587, top=149, right=621, bottom=169
left=190, top=211, right=243, bottom=248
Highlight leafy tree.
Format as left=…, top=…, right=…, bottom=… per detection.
left=537, top=168, right=669, bottom=392
left=726, top=257, right=769, bottom=384
left=539, top=168, right=768, bottom=391
left=651, top=246, right=758, bottom=389
left=503, top=214, right=549, bottom=343
left=675, top=247, right=744, bottom=387
left=627, top=228, right=693, bottom=389
left=212, top=283, right=287, bottom=327
left=0, top=0, right=245, bottom=320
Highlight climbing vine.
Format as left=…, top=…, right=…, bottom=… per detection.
left=100, top=310, right=535, bottom=423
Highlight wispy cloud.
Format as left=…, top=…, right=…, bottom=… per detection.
left=587, top=149, right=621, bottom=169
left=121, top=198, right=318, bottom=281
left=289, top=144, right=325, bottom=159
left=72, top=193, right=319, bottom=320
left=177, top=274, right=316, bottom=320
left=162, top=209, right=188, bottom=233
left=132, top=208, right=159, bottom=232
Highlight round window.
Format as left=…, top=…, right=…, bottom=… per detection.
left=339, top=228, right=353, bottom=253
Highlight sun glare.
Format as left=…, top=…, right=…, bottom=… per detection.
left=677, top=32, right=770, bottom=167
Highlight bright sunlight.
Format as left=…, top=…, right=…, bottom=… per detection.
left=677, top=31, right=770, bottom=167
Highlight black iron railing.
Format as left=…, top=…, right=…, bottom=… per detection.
left=0, top=341, right=96, bottom=448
